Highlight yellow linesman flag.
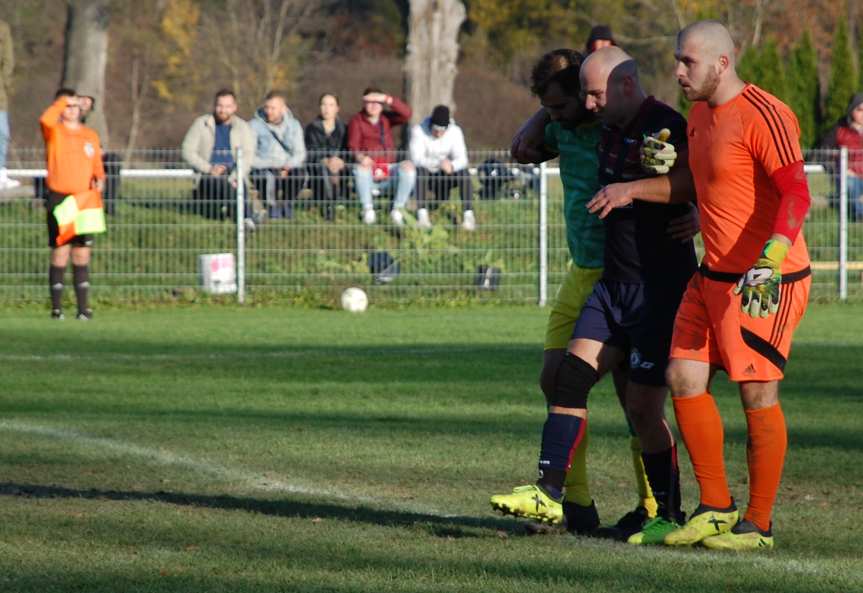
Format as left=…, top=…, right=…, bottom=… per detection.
left=53, top=190, right=106, bottom=246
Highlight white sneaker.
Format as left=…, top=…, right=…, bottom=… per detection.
left=416, top=208, right=432, bottom=230
left=462, top=209, right=476, bottom=231
left=363, top=207, right=376, bottom=225
left=390, top=208, right=405, bottom=227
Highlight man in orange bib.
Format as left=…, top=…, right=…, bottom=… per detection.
left=41, top=89, right=106, bottom=320
left=585, top=21, right=811, bottom=551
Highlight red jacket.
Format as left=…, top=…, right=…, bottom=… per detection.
left=836, top=125, right=863, bottom=176
left=347, top=97, right=411, bottom=164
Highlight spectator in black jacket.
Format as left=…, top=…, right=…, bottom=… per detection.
left=305, top=93, right=348, bottom=220
left=79, top=92, right=121, bottom=215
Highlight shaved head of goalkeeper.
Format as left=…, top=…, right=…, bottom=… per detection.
left=675, top=20, right=739, bottom=105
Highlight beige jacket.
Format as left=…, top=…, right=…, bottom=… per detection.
left=181, top=113, right=255, bottom=181
left=0, top=20, right=14, bottom=111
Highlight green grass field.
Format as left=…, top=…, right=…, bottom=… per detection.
left=1, top=304, right=861, bottom=592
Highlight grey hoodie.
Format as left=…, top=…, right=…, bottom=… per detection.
left=249, top=107, right=306, bottom=169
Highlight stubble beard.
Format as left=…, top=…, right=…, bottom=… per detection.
left=688, top=66, right=721, bottom=102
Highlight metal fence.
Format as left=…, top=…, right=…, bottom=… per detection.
left=1, top=147, right=862, bottom=305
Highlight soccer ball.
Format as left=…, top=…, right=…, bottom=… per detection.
left=340, top=287, right=368, bottom=313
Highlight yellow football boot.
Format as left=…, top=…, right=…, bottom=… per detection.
left=490, top=484, right=563, bottom=524
left=702, top=520, right=774, bottom=551
left=664, top=503, right=738, bottom=546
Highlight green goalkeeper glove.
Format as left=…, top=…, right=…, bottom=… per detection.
left=641, top=128, right=676, bottom=175
left=734, top=239, right=789, bottom=318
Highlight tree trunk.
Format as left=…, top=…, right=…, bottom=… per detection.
left=62, top=0, right=111, bottom=147
left=404, top=0, right=465, bottom=124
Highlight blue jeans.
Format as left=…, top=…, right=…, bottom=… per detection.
left=353, top=162, right=416, bottom=210
left=0, top=111, right=9, bottom=168
left=849, top=176, right=863, bottom=221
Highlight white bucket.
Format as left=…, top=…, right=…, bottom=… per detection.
left=198, top=253, right=237, bottom=294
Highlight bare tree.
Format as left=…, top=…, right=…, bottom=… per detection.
left=751, top=0, right=767, bottom=47
left=404, top=0, right=466, bottom=123
left=108, top=0, right=167, bottom=163
left=62, top=0, right=110, bottom=146
left=199, top=0, right=316, bottom=113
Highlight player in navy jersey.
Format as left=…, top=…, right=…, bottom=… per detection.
left=491, top=46, right=698, bottom=545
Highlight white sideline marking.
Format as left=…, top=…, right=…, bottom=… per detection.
left=0, top=421, right=848, bottom=576
left=0, top=419, right=407, bottom=510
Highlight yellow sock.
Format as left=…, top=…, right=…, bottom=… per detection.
left=564, top=430, right=592, bottom=506
left=631, top=435, right=658, bottom=517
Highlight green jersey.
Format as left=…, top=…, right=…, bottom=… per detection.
left=544, top=120, right=604, bottom=269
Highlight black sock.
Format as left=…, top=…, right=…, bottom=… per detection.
left=537, top=413, right=586, bottom=497
left=73, top=265, right=90, bottom=314
left=642, top=444, right=683, bottom=520
left=49, top=265, right=65, bottom=310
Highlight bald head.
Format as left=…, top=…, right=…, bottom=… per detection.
left=677, top=20, right=736, bottom=66
left=675, top=20, right=744, bottom=105
left=580, top=46, right=646, bottom=126
left=581, top=46, right=638, bottom=84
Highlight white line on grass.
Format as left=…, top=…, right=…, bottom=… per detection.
left=0, top=419, right=848, bottom=576
left=0, top=419, right=445, bottom=515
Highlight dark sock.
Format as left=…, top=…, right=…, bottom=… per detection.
left=73, top=265, right=90, bottom=314
left=49, top=265, right=65, bottom=310
left=642, top=445, right=683, bottom=521
left=537, top=413, right=586, bottom=497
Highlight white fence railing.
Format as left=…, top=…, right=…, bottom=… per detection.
left=1, top=147, right=861, bottom=305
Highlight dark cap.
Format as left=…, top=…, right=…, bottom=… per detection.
left=848, top=93, right=863, bottom=120
left=586, top=25, right=615, bottom=50
left=430, top=105, right=450, bottom=128
left=77, top=87, right=96, bottom=102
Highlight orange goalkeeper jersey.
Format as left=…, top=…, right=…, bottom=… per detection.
left=40, top=97, right=105, bottom=195
left=687, top=84, right=810, bottom=274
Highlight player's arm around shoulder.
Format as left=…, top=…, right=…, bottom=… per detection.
left=511, top=108, right=558, bottom=164
left=586, top=145, right=695, bottom=220
left=587, top=105, right=695, bottom=218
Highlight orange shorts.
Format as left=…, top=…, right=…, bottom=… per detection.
left=670, top=267, right=810, bottom=382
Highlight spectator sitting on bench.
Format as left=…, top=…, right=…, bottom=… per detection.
left=305, top=93, right=348, bottom=221
left=409, top=104, right=475, bottom=231
left=250, top=90, right=307, bottom=219
left=819, top=93, right=863, bottom=222
left=347, top=86, right=415, bottom=226
left=181, top=88, right=256, bottom=225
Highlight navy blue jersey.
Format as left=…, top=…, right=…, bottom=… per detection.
left=597, top=97, right=696, bottom=285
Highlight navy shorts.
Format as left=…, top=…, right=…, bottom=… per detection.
left=571, top=279, right=682, bottom=386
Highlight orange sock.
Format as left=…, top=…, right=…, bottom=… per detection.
left=743, top=404, right=787, bottom=532
left=672, top=393, right=732, bottom=509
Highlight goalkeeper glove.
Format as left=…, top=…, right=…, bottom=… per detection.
left=641, top=128, right=676, bottom=175
left=734, top=239, right=789, bottom=318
